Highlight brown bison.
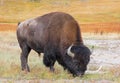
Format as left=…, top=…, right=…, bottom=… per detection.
left=17, top=12, right=91, bottom=76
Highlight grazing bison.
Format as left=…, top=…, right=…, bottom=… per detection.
left=17, top=12, right=91, bottom=76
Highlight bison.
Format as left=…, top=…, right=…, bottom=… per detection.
left=17, top=12, right=91, bottom=76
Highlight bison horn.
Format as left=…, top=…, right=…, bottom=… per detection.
left=86, top=65, right=104, bottom=74
left=67, top=44, right=75, bottom=58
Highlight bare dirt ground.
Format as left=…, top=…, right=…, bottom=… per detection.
left=0, top=35, right=119, bottom=83
left=84, top=39, right=120, bottom=67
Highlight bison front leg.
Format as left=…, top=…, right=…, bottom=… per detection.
left=20, top=45, right=31, bottom=73
left=43, top=48, right=56, bottom=72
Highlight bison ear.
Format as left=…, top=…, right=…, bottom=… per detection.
left=67, top=44, right=75, bottom=58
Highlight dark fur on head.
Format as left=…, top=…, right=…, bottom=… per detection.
left=65, top=43, right=91, bottom=76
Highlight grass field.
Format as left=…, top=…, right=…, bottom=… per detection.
left=0, top=32, right=120, bottom=82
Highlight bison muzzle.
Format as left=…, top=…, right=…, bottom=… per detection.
left=17, top=12, right=91, bottom=77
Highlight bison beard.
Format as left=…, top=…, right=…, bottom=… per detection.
left=17, top=12, right=91, bottom=77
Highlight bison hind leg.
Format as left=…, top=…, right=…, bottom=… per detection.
left=43, top=49, right=56, bottom=72
left=20, top=44, right=31, bottom=73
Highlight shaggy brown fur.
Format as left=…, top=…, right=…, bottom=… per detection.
left=17, top=12, right=91, bottom=76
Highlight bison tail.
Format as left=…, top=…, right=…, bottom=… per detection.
left=18, top=22, right=21, bottom=26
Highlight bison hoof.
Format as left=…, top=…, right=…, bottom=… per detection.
left=50, top=66, right=55, bottom=72
left=21, top=65, right=30, bottom=73
left=27, top=65, right=30, bottom=72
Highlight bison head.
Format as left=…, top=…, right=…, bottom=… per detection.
left=66, top=44, right=91, bottom=76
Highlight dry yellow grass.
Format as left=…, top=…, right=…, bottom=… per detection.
left=0, top=0, right=120, bottom=33
left=0, top=0, right=120, bottom=23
